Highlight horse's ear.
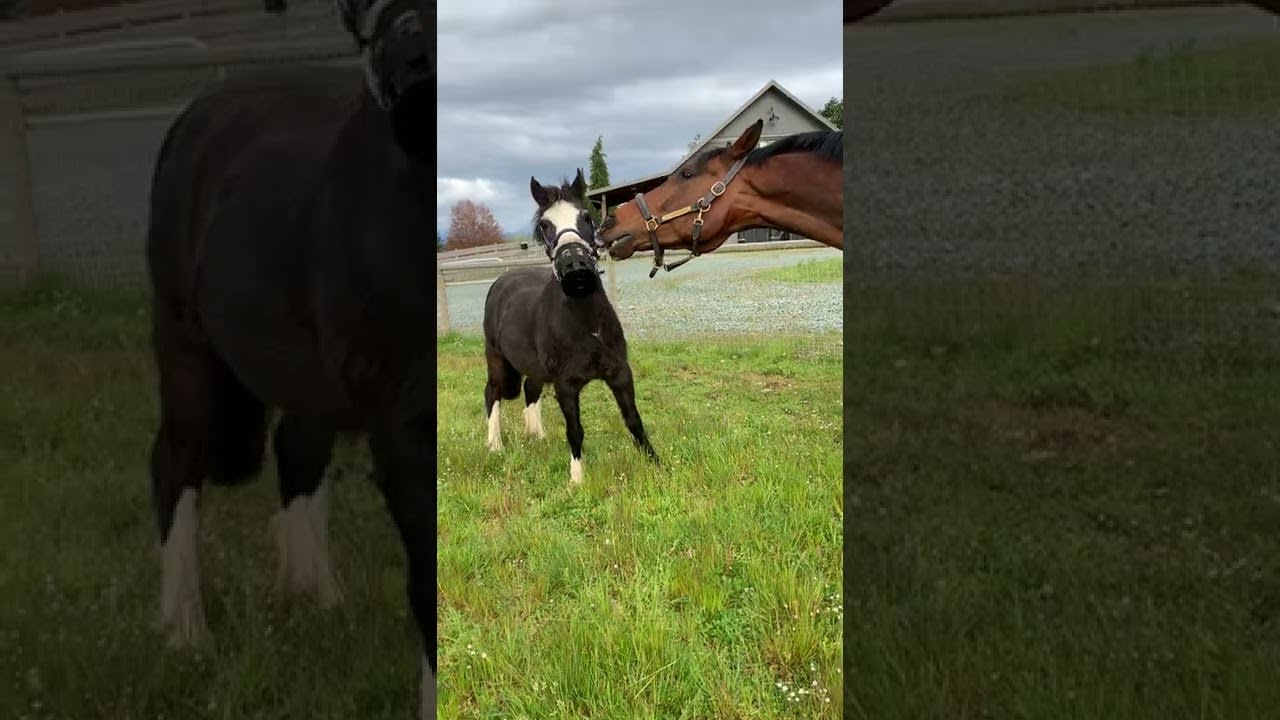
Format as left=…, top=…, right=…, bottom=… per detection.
left=728, top=118, right=764, bottom=159
left=571, top=169, right=586, bottom=199
left=530, top=176, right=550, bottom=207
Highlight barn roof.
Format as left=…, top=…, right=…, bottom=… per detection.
left=585, top=79, right=837, bottom=211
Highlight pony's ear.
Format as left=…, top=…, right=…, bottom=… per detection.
left=728, top=118, right=764, bottom=160
left=531, top=177, right=551, bottom=207
left=571, top=169, right=587, bottom=199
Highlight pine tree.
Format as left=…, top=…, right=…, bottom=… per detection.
left=587, top=136, right=610, bottom=222
left=820, top=97, right=843, bottom=130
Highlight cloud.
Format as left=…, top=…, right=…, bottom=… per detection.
left=438, top=0, right=842, bottom=232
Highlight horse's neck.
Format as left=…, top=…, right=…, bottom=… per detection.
left=738, top=156, right=843, bottom=246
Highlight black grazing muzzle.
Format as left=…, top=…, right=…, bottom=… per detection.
left=554, top=243, right=600, bottom=298
left=363, top=0, right=434, bottom=161
left=546, top=229, right=600, bottom=298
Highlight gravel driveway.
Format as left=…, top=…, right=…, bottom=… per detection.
left=847, top=5, right=1280, bottom=280
left=439, top=247, right=843, bottom=340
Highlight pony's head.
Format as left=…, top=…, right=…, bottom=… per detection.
left=336, top=0, right=434, bottom=161
left=530, top=169, right=601, bottom=298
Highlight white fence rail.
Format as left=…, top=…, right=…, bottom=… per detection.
left=0, top=37, right=356, bottom=284
left=434, top=238, right=827, bottom=336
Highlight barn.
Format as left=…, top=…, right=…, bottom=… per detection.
left=586, top=79, right=838, bottom=244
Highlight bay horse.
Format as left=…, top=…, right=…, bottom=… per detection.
left=482, top=170, right=660, bottom=485
left=143, top=0, right=436, bottom=714
left=596, top=118, right=843, bottom=277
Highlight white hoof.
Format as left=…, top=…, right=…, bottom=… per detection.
left=569, top=456, right=583, bottom=485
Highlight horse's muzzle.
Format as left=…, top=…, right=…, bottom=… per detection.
left=605, top=233, right=636, bottom=259
left=553, top=243, right=600, bottom=297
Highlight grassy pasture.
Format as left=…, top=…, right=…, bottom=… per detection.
left=845, top=275, right=1280, bottom=719
left=0, top=278, right=843, bottom=719
left=1004, top=36, right=1280, bottom=117
left=435, top=333, right=844, bottom=718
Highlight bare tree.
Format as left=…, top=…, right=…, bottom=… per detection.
left=446, top=200, right=504, bottom=249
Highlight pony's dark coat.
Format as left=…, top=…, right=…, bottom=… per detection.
left=481, top=177, right=658, bottom=481
left=144, top=59, right=436, bottom=680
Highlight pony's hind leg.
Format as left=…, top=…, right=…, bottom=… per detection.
left=151, top=421, right=209, bottom=648
left=607, top=366, right=660, bottom=465
left=483, top=349, right=521, bottom=452
left=522, top=379, right=546, bottom=439
left=553, top=381, right=587, bottom=485
left=151, top=306, right=269, bottom=647
left=270, top=414, right=342, bottom=608
left=150, top=320, right=218, bottom=647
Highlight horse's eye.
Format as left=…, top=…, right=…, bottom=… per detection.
left=680, top=168, right=695, bottom=179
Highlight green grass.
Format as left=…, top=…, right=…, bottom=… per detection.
left=0, top=279, right=429, bottom=719
left=754, top=258, right=844, bottom=284
left=1005, top=37, right=1280, bottom=118
left=436, top=333, right=843, bottom=718
left=845, top=276, right=1280, bottom=719
left=0, top=277, right=843, bottom=719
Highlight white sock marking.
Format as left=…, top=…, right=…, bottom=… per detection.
left=569, top=456, right=583, bottom=485
left=523, top=399, right=546, bottom=438
left=420, top=655, right=435, bottom=720
left=271, top=476, right=342, bottom=608
left=486, top=401, right=503, bottom=452
left=159, top=488, right=207, bottom=647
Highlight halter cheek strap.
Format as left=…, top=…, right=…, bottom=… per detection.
left=544, top=227, right=601, bottom=280
left=634, top=154, right=749, bottom=278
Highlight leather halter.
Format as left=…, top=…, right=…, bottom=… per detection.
left=633, top=154, right=749, bottom=278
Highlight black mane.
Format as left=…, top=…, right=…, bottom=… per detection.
left=691, top=129, right=843, bottom=172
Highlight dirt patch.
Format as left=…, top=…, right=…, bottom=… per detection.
left=963, top=398, right=1148, bottom=457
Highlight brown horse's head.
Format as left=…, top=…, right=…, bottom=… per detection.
left=598, top=119, right=764, bottom=261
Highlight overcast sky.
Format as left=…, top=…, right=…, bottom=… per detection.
left=437, top=0, right=843, bottom=235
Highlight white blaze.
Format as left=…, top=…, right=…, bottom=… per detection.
left=543, top=200, right=591, bottom=253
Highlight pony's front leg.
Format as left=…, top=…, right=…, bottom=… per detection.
left=607, top=366, right=659, bottom=465
left=369, top=415, right=436, bottom=720
left=554, top=381, right=586, bottom=484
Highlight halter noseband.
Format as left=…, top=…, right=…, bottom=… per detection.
left=633, top=154, right=749, bottom=278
